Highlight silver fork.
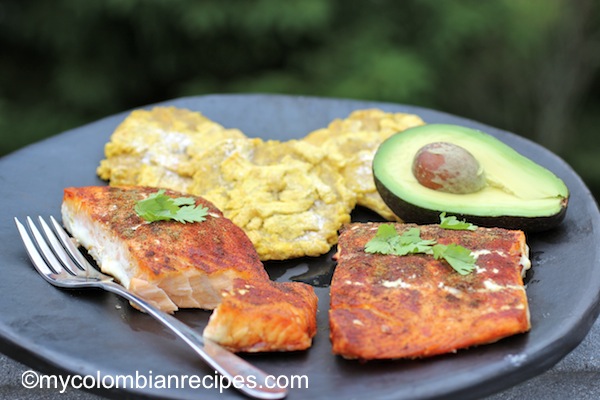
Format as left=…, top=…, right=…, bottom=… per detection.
left=14, top=216, right=287, bottom=400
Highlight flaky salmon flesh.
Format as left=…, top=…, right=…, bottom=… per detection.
left=330, top=222, right=531, bottom=360
left=61, top=186, right=317, bottom=352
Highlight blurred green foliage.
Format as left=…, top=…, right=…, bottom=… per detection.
left=1, top=0, right=599, bottom=198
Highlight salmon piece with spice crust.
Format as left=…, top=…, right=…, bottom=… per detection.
left=61, top=186, right=317, bottom=352
left=330, top=222, right=531, bottom=360
left=61, top=185, right=267, bottom=313
left=204, top=278, right=318, bottom=352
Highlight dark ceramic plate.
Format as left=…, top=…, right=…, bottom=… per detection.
left=1, top=94, right=599, bottom=400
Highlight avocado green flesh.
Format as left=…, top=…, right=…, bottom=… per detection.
left=373, top=124, right=569, bottom=227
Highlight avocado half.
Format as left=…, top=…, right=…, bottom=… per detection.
left=372, top=124, right=569, bottom=232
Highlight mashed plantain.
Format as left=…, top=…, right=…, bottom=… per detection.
left=188, top=139, right=355, bottom=260
left=97, top=106, right=424, bottom=260
left=97, top=106, right=246, bottom=193
left=302, top=109, right=425, bottom=220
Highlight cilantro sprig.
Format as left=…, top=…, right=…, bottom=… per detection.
left=439, top=212, right=477, bottom=231
left=135, top=189, right=209, bottom=223
left=364, top=223, right=476, bottom=275
left=431, top=243, right=476, bottom=275
left=365, top=226, right=436, bottom=256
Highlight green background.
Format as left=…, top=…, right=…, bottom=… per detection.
left=1, top=0, right=598, bottom=200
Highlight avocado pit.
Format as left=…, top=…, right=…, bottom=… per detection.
left=412, top=142, right=485, bottom=194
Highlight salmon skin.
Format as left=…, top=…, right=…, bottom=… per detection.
left=330, top=222, right=531, bottom=360
left=61, top=186, right=317, bottom=352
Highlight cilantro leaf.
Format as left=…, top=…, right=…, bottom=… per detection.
left=135, top=190, right=209, bottom=223
left=172, top=196, right=196, bottom=206
left=365, top=224, right=398, bottom=254
left=439, top=212, right=477, bottom=231
left=397, top=228, right=423, bottom=244
left=364, top=223, right=476, bottom=275
left=432, top=243, right=476, bottom=275
left=365, top=225, right=435, bottom=256
left=169, top=204, right=209, bottom=223
left=393, top=228, right=436, bottom=255
left=134, top=190, right=179, bottom=221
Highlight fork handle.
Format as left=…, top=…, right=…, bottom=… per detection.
left=99, top=280, right=287, bottom=400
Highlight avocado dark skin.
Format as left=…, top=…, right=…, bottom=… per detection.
left=375, top=175, right=568, bottom=233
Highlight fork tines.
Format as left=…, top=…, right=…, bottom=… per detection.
left=15, top=216, right=93, bottom=280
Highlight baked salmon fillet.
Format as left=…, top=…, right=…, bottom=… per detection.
left=61, top=186, right=318, bottom=352
left=204, top=279, right=318, bottom=352
left=61, top=186, right=267, bottom=313
left=330, top=222, right=531, bottom=360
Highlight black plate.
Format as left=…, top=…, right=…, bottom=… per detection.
left=1, top=94, right=599, bottom=400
